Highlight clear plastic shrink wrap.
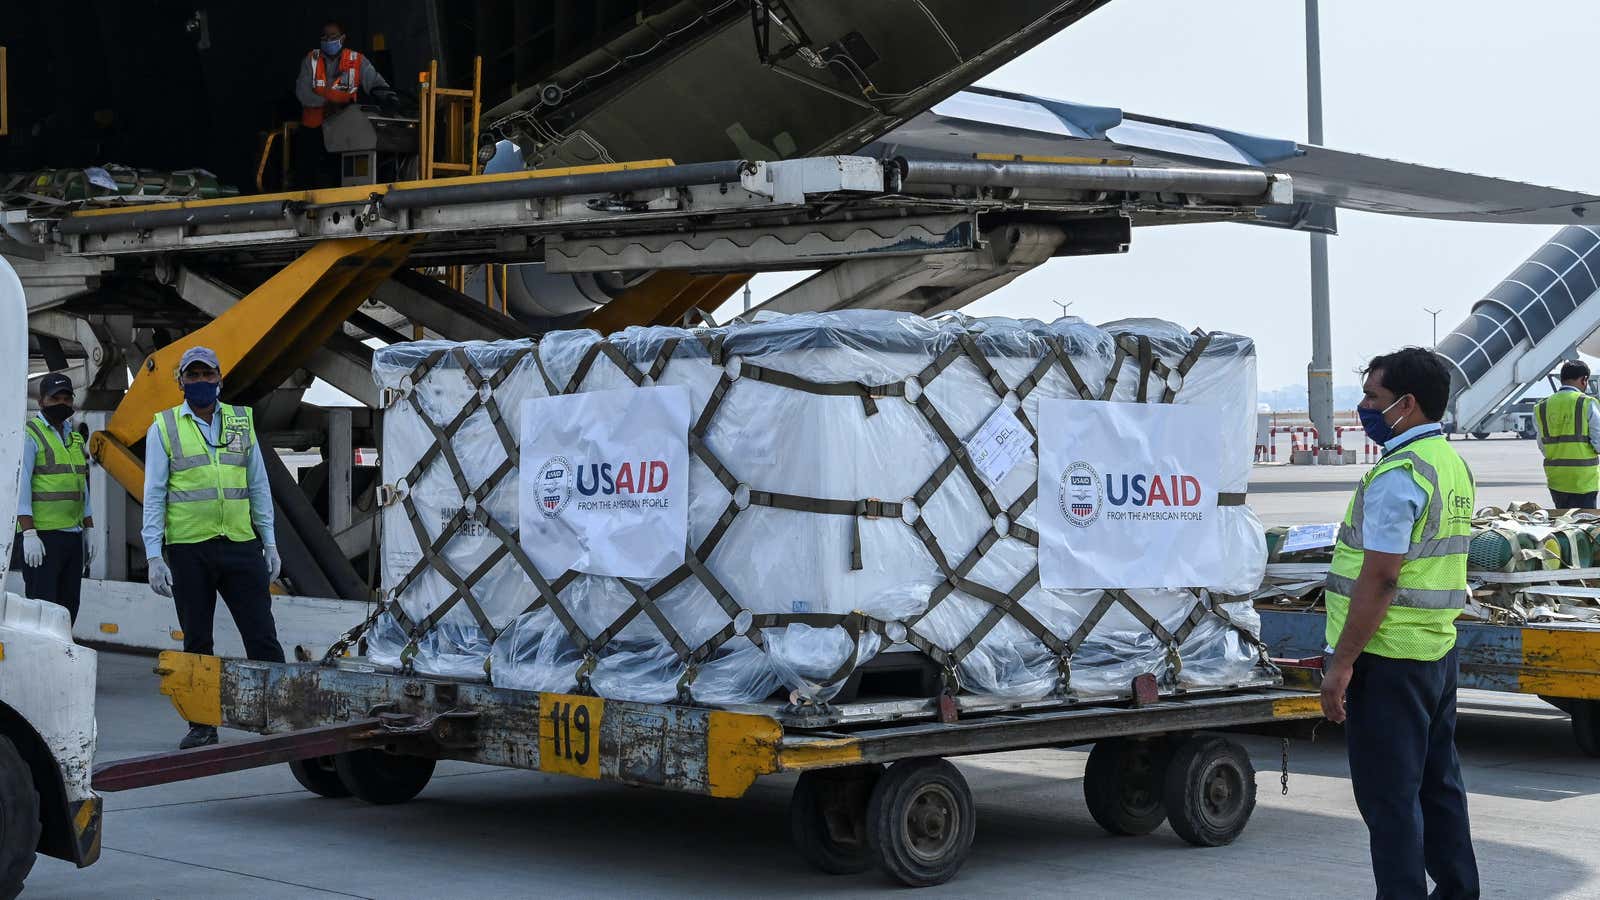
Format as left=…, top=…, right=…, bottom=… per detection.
left=363, top=311, right=1268, bottom=706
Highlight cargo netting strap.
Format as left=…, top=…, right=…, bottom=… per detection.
left=363, top=325, right=1267, bottom=700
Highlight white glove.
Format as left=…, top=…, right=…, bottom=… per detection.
left=84, top=535, right=95, bottom=566
left=264, top=544, right=281, bottom=582
left=148, top=557, right=174, bottom=597
left=21, top=529, right=44, bottom=568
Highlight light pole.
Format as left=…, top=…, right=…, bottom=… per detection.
left=1424, top=307, right=1442, bottom=349
left=1304, top=0, right=1335, bottom=457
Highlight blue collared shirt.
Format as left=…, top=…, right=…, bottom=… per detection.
left=18, top=412, right=92, bottom=532
left=1360, top=422, right=1442, bottom=554
left=1536, top=386, right=1600, bottom=454
left=141, top=403, right=274, bottom=559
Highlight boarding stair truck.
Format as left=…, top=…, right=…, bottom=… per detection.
left=0, top=255, right=101, bottom=897
left=1440, top=226, right=1600, bottom=441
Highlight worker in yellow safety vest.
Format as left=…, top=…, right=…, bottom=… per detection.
left=292, top=20, right=397, bottom=188
left=142, top=346, right=284, bottom=750
left=1321, top=347, right=1479, bottom=899
left=1534, top=359, right=1600, bottom=509
left=14, top=372, right=93, bottom=623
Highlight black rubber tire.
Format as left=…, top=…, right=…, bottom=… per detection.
left=1573, top=700, right=1600, bottom=758
left=289, top=755, right=353, bottom=798
left=333, top=749, right=436, bottom=805
left=789, top=764, right=885, bottom=874
left=866, top=758, right=976, bottom=887
left=0, top=735, right=41, bottom=900
left=1471, top=432, right=1490, bottom=440
left=1083, top=738, right=1169, bottom=836
left=1520, top=430, right=1537, bottom=440
left=1161, top=734, right=1256, bottom=847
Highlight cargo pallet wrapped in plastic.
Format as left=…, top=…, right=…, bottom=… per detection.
left=347, top=310, right=1271, bottom=711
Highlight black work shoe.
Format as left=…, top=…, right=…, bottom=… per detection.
left=179, top=724, right=218, bottom=750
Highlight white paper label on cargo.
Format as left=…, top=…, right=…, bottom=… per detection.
left=1036, top=400, right=1227, bottom=590
left=1280, top=523, right=1339, bottom=553
left=965, top=402, right=1030, bottom=485
left=519, top=385, right=690, bottom=579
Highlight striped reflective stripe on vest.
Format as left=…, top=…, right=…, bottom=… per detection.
left=32, top=490, right=84, bottom=501
left=26, top=420, right=87, bottom=475
left=161, top=408, right=215, bottom=471
left=169, top=487, right=251, bottom=504
left=1538, top=393, right=1597, bottom=452
left=1544, top=457, right=1600, bottom=467
left=1337, top=523, right=1469, bottom=561
left=1340, top=449, right=1445, bottom=552
left=311, top=49, right=360, bottom=92
left=1324, top=572, right=1466, bottom=610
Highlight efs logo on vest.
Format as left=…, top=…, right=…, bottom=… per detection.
left=535, top=455, right=671, bottom=519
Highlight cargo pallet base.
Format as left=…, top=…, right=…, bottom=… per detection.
left=95, top=652, right=1321, bottom=887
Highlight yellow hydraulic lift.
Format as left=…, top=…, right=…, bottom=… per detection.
left=584, top=272, right=751, bottom=333
left=90, top=237, right=418, bottom=498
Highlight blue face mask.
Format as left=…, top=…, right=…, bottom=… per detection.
left=1358, top=395, right=1409, bottom=446
left=183, top=380, right=221, bottom=409
left=321, top=38, right=344, bottom=57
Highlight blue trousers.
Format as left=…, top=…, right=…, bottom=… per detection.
left=1344, top=647, right=1479, bottom=899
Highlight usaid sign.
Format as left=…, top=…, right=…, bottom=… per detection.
left=1038, top=400, right=1226, bottom=589
left=520, top=385, right=690, bottom=579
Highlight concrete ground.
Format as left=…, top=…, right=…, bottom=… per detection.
left=25, top=435, right=1598, bottom=898
left=1250, top=433, right=1549, bottom=526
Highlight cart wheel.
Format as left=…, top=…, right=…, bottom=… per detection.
left=789, top=764, right=884, bottom=874
left=1162, top=734, right=1256, bottom=847
left=866, top=758, right=975, bottom=887
left=0, top=735, right=41, bottom=900
left=1573, top=700, right=1600, bottom=757
left=288, top=755, right=352, bottom=798
left=1083, top=738, right=1169, bottom=836
left=334, top=749, right=436, bottom=805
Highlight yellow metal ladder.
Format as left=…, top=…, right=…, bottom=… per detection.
left=416, top=56, right=482, bottom=299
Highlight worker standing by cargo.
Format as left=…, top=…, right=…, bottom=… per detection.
left=143, top=347, right=285, bottom=750
left=14, top=372, right=92, bottom=623
left=292, top=20, right=396, bottom=188
left=1321, top=347, right=1479, bottom=899
left=1533, top=360, right=1600, bottom=509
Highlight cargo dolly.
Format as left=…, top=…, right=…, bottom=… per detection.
left=1262, top=606, right=1600, bottom=756
left=91, top=651, right=1321, bottom=887
left=1258, top=561, right=1600, bottom=756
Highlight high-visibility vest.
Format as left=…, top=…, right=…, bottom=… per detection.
left=301, top=48, right=364, bottom=128
left=22, top=417, right=87, bottom=532
left=1536, top=390, right=1599, bottom=495
left=154, top=404, right=257, bottom=544
left=1324, top=433, right=1474, bottom=661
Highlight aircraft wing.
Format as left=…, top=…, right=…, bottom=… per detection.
left=870, top=87, right=1600, bottom=233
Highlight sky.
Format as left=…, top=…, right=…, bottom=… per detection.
left=721, top=0, right=1600, bottom=396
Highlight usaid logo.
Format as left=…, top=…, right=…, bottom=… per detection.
left=1058, top=461, right=1101, bottom=527
left=536, top=455, right=574, bottom=519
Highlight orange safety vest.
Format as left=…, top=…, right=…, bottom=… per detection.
left=301, top=48, right=363, bottom=128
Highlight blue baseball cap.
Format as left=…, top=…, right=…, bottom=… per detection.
left=178, top=346, right=221, bottom=373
